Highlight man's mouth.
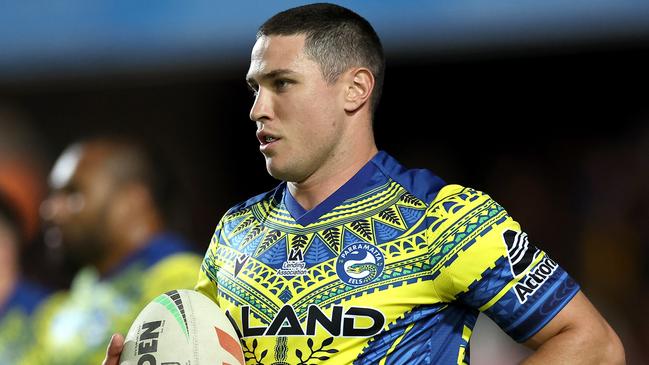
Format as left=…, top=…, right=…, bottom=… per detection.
left=258, top=131, right=280, bottom=146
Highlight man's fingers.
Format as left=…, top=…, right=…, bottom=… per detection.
left=102, top=333, right=125, bottom=365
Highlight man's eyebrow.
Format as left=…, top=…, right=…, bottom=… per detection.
left=246, top=69, right=296, bottom=85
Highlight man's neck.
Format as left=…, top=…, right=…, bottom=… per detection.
left=288, top=145, right=378, bottom=211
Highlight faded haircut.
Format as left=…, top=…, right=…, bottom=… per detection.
left=258, top=3, right=385, bottom=113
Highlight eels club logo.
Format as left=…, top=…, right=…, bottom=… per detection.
left=336, top=242, right=385, bottom=287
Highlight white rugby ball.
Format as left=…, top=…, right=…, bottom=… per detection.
left=119, top=289, right=245, bottom=365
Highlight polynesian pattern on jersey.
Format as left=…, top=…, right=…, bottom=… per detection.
left=199, top=182, right=512, bottom=365
left=202, top=181, right=430, bottom=317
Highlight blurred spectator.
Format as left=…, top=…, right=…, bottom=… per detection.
left=0, top=107, right=48, bottom=245
left=0, top=192, right=51, bottom=364
left=23, top=137, right=202, bottom=365
left=0, top=106, right=52, bottom=363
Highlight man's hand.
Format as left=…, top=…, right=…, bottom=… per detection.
left=102, top=334, right=125, bottom=365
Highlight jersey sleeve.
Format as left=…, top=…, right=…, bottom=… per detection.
left=195, top=218, right=225, bottom=306
left=427, top=184, right=580, bottom=342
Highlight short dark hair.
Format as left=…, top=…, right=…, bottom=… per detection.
left=259, top=3, right=385, bottom=113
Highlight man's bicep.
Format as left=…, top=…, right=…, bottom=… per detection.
left=520, top=290, right=625, bottom=364
left=454, top=217, right=580, bottom=342
left=474, top=242, right=580, bottom=343
left=523, top=291, right=608, bottom=349
left=426, top=188, right=580, bottom=341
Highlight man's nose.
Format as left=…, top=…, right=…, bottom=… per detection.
left=249, top=88, right=273, bottom=123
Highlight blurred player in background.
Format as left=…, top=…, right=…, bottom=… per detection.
left=0, top=192, right=51, bottom=363
left=25, top=137, right=202, bottom=364
left=0, top=107, right=52, bottom=364
left=105, top=3, right=625, bottom=364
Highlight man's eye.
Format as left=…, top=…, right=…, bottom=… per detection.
left=274, top=79, right=291, bottom=91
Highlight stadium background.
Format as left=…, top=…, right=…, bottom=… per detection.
left=0, top=1, right=647, bottom=363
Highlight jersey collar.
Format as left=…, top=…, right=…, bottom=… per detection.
left=283, top=151, right=391, bottom=226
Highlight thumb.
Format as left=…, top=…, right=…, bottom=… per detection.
left=103, top=333, right=125, bottom=365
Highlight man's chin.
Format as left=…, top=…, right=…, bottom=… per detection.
left=265, top=159, right=284, bottom=180
left=266, top=163, right=300, bottom=183
left=266, top=167, right=288, bottom=181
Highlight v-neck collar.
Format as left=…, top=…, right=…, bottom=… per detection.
left=283, top=151, right=389, bottom=226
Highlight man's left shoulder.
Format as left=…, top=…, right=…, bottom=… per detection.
left=425, top=184, right=514, bottom=245
left=429, top=184, right=499, bottom=211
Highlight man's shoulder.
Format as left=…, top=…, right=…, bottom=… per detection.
left=426, top=184, right=502, bottom=220
left=223, top=183, right=283, bottom=217
left=430, top=184, right=492, bottom=205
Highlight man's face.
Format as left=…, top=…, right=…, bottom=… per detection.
left=246, top=35, right=347, bottom=183
left=41, top=144, right=113, bottom=264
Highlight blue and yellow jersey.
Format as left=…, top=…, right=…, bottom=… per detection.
left=196, top=151, right=579, bottom=365
left=0, top=280, right=50, bottom=364
left=24, top=233, right=202, bottom=365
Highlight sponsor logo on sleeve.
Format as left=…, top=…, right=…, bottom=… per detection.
left=513, top=255, right=559, bottom=303
left=502, top=229, right=539, bottom=277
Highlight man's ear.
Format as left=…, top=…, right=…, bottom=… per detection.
left=344, top=67, right=375, bottom=113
